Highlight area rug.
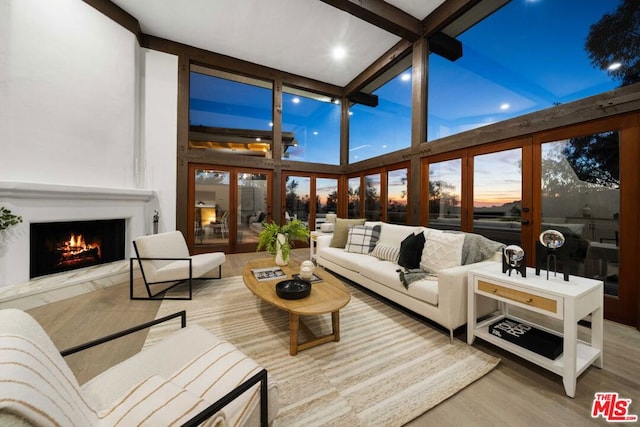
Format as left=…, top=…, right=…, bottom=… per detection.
left=143, top=276, right=499, bottom=426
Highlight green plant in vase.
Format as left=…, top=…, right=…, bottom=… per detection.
left=256, top=219, right=310, bottom=266
left=0, top=207, right=23, bottom=232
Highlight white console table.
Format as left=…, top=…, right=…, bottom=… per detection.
left=467, top=265, right=603, bottom=397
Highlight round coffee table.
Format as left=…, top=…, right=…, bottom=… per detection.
left=242, top=258, right=351, bottom=356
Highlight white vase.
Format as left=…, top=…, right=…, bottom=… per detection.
left=274, top=233, right=289, bottom=266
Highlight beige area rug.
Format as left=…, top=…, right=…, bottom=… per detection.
left=143, top=276, right=499, bottom=426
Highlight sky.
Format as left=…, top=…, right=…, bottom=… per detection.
left=189, top=0, right=625, bottom=207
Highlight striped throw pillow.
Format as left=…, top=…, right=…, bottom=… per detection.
left=371, top=242, right=401, bottom=263
left=344, top=225, right=381, bottom=254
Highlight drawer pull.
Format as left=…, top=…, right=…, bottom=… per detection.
left=492, top=287, right=533, bottom=304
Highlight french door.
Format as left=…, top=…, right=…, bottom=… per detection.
left=424, top=114, right=639, bottom=326
left=187, top=164, right=272, bottom=254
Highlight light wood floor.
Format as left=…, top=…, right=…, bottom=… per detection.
left=26, top=249, right=640, bottom=426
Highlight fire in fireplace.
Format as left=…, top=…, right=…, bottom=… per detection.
left=30, top=219, right=126, bottom=278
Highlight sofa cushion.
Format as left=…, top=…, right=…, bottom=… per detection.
left=345, top=224, right=381, bottom=254
left=420, top=231, right=465, bottom=273
left=397, top=232, right=426, bottom=269
left=329, top=218, right=366, bottom=248
left=371, top=242, right=401, bottom=263
left=377, top=223, right=423, bottom=247
left=358, top=260, right=439, bottom=306
left=318, top=247, right=371, bottom=273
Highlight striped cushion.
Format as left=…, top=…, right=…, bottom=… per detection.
left=98, top=375, right=223, bottom=426
left=0, top=334, right=97, bottom=427
left=169, top=341, right=265, bottom=426
left=344, top=225, right=381, bottom=254
left=371, top=242, right=401, bottom=263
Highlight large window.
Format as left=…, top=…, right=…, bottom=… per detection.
left=387, top=168, right=407, bottom=224
left=282, top=87, right=340, bottom=164
left=349, top=64, right=412, bottom=163
left=427, top=0, right=626, bottom=141
left=189, top=67, right=274, bottom=157
left=428, top=159, right=462, bottom=230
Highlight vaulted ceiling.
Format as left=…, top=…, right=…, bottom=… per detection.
left=110, top=0, right=447, bottom=87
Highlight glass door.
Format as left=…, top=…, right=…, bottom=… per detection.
left=472, top=148, right=524, bottom=246
left=540, top=131, right=620, bottom=296
left=193, top=168, right=230, bottom=247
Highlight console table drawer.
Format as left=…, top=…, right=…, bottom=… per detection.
left=478, top=280, right=558, bottom=314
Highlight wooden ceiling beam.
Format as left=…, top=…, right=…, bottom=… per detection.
left=319, top=0, right=422, bottom=41
left=82, top=0, right=142, bottom=44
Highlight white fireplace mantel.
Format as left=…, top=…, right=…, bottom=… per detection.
left=0, top=181, right=156, bottom=202
left=0, top=181, right=158, bottom=305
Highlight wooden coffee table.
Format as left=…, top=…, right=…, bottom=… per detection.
left=242, top=258, right=351, bottom=356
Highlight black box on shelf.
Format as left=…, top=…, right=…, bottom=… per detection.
left=489, top=318, right=563, bottom=360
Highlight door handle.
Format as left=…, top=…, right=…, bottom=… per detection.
left=521, top=220, right=530, bottom=225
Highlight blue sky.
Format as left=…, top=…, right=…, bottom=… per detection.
left=189, top=0, right=624, bottom=174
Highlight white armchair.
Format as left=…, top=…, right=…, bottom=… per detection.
left=130, top=230, right=225, bottom=300
left=0, top=309, right=278, bottom=426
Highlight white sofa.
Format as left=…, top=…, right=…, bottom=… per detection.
left=316, top=221, right=502, bottom=341
left=0, top=309, right=279, bottom=426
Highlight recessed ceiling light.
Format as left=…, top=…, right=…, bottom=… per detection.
left=332, top=46, right=346, bottom=60
left=292, top=97, right=300, bottom=104
left=313, top=131, right=318, bottom=136
left=608, top=62, right=622, bottom=71
left=256, top=138, right=261, bottom=142
left=401, top=73, right=411, bottom=82
left=348, top=111, right=353, bottom=116
left=500, top=103, right=510, bottom=110
left=269, top=122, right=273, bottom=127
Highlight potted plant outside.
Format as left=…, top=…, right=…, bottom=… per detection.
left=257, top=219, right=310, bottom=266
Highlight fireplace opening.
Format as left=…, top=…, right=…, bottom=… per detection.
left=30, top=219, right=126, bottom=278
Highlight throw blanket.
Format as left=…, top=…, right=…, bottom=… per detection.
left=397, top=231, right=505, bottom=289
left=397, top=268, right=437, bottom=289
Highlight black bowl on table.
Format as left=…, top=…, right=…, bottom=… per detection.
left=276, top=278, right=311, bottom=299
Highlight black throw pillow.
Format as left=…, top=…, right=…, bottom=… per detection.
left=397, top=232, right=426, bottom=269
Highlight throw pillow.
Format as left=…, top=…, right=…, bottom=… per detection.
left=397, top=232, right=426, bottom=269
left=329, top=218, right=366, bottom=248
left=371, top=242, right=401, bottom=263
left=345, top=225, right=382, bottom=254
left=420, top=231, right=465, bottom=273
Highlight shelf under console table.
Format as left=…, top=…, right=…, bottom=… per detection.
left=467, top=264, right=603, bottom=398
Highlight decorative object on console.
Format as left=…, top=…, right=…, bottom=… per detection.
left=153, top=210, right=159, bottom=234
left=502, top=245, right=526, bottom=277
left=257, top=219, right=310, bottom=266
left=536, top=229, right=569, bottom=281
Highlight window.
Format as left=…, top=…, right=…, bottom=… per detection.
left=285, top=176, right=311, bottom=224
left=349, top=63, right=412, bottom=163
left=364, top=173, right=381, bottom=221
left=387, top=168, right=407, bottom=224
left=540, top=131, right=620, bottom=295
left=427, top=0, right=624, bottom=141
left=347, top=177, right=361, bottom=219
left=282, top=86, right=340, bottom=164
left=189, top=67, right=273, bottom=157
left=428, top=159, right=462, bottom=230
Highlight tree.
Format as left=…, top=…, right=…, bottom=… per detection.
left=563, top=131, right=620, bottom=189
left=585, top=0, right=640, bottom=86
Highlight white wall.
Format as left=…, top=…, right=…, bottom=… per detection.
left=0, top=0, right=138, bottom=188
left=141, top=49, right=178, bottom=233
left=0, top=0, right=180, bottom=287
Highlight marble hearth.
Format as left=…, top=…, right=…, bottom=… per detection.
left=0, top=181, right=157, bottom=310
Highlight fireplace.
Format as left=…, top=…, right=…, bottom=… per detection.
left=30, top=219, right=126, bottom=278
